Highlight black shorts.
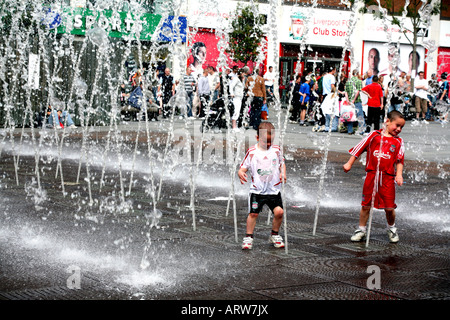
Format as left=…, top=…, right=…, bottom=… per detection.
left=248, top=192, right=283, bottom=214
left=300, top=102, right=308, bottom=110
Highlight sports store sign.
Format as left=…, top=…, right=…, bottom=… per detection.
left=55, top=7, right=187, bottom=42
left=281, top=8, right=353, bottom=46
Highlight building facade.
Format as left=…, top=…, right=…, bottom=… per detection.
left=179, top=0, right=448, bottom=83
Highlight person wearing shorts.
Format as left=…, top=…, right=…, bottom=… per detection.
left=299, top=76, right=311, bottom=126
left=414, top=71, right=429, bottom=121
left=362, top=171, right=396, bottom=209
left=238, top=122, right=287, bottom=250
left=249, top=192, right=283, bottom=215
left=343, top=111, right=405, bottom=243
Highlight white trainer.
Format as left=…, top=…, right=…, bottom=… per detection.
left=387, top=227, right=399, bottom=243
left=350, top=229, right=366, bottom=242
left=270, top=234, right=285, bottom=248
left=242, top=237, right=253, bottom=250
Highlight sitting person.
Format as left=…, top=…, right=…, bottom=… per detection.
left=47, top=105, right=77, bottom=129
left=146, top=97, right=160, bottom=121
left=121, top=85, right=142, bottom=120
left=121, top=84, right=160, bottom=121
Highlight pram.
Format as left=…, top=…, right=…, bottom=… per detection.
left=402, top=94, right=416, bottom=120
left=200, top=98, right=234, bottom=133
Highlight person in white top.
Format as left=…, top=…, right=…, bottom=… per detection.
left=207, top=66, right=220, bottom=102
left=238, top=122, right=287, bottom=250
left=229, top=65, right=239, bottom=79
left=414, top=71, right=429, bottom=121
left=229, top=70, right=245, bottom=131
left=264, top=66, right=275, bottom=96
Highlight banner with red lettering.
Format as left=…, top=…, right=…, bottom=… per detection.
left=280, top=8, right=352, bottom=46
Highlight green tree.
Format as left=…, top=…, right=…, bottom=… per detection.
left=226, top=3, right=265, bottom=68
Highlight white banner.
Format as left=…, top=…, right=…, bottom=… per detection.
left=362, top=14, right=429, bottom=44
left=280, top=8, right=353, bottom=46
left=187, top=0, right=237, bottom=29
left=28, top=53, right=40, bottom=90
left=439, top=20, right=450, bottom=48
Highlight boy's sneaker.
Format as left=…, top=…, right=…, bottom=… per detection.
left=350, top=229, right=366, bottom=242
left=387, top=227, right=399, bottom=243
left=270, top=234, right=285, bottom=248
left=242, top=237, right=253, bottom=250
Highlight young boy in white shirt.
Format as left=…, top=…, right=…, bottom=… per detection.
left=238, top=122, right=287, bottom=250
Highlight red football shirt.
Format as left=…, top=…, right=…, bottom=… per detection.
left=349, top=130, right=404, bottom=175
left=362, top=82, right=383, bottom=108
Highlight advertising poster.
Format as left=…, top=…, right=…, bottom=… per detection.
left=187, top=28, right=266, bottom=79
left=437, top=48, right=450, bottom=78
left=187, top=29, right=222, bottom=79
left=362, top=41, right=425, bottom=78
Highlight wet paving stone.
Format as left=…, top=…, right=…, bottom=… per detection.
left=0, top=125, right=449, bottom=307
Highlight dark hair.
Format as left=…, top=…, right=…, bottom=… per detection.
left=387, top=110, right=405, bottom=121
left=192, top=42, right=206, bottom=62
left=372, top=75, right=379, bottom=83
left=192, top=41, right=206, bottom=53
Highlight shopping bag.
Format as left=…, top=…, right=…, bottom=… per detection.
left=360, top=91, right=369, bottom=116
left=261, top=103, right=268, bottom=120
left=321, top=93, right=339, bottom=116
left=340, top=101, right=357, bottom=122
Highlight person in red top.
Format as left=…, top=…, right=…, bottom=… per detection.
left=343, top=110, right=405, bottom=243
left=362, top=75, right=384, bottom=132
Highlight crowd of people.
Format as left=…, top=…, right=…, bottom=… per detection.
left=42, top=61, right=448, bottom=133
left=120, top=61, right=448, bottom=135
left=120, top=64, right=278, bottom=132
left=286, top=66, right=449, bottom=135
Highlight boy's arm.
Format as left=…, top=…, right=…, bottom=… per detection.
left=395, top=163, right=403, bottom=186
left=343, top=155, right=357, bottom=173
left=238, top=167, right=248, bottom=184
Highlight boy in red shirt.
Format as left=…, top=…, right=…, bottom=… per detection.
left=343, top=110, right=405, bottom=243
left=362, top=75, right=384, bottom=132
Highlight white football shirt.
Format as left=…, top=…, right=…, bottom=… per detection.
left=240, top=144, right=285, bottom=195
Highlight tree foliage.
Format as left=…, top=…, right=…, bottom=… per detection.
left=226, top=3, right=265, bottom=64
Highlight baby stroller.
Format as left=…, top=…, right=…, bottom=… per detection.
left=200, top=98, right=234, bottom=133
left=402, top=94, right=416, bottom=120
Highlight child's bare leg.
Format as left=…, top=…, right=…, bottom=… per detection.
left=246, top=213, right=259, bottom=235
left=358, top=206, right=371, bottom=228
left=351, top=206, right=371, bottom=241
left=271, top=206, right=284, bottom=233
left=385, top=208, right=396, bottom=226
left=385, top=208, right=399, bottom=242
